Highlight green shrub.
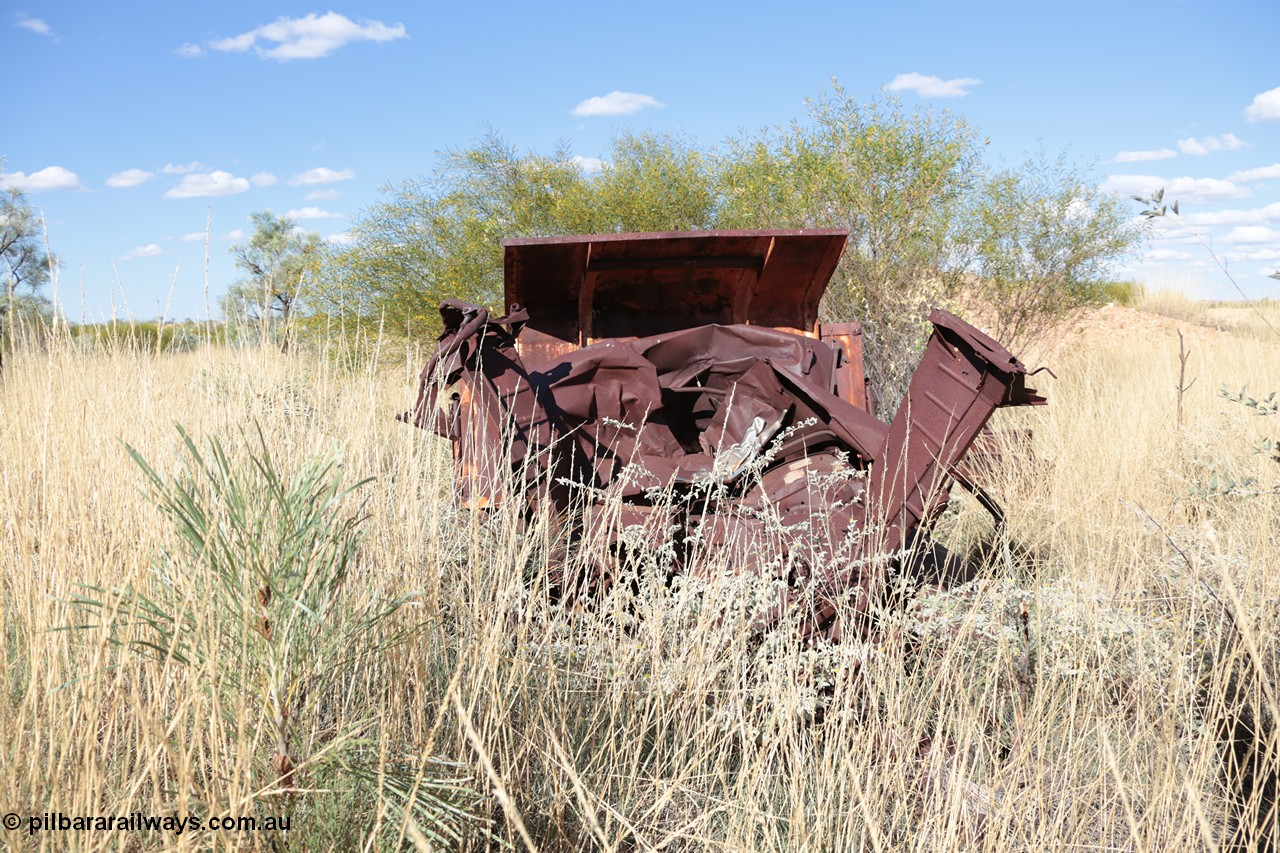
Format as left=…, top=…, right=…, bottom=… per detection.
left=70, top=425, right=486, bottom=847
left=1097, top=280, right=1145, bottom=306
left=69, top=321, right=205, bottom=352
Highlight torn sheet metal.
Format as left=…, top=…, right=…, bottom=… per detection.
left=403, top=231, right=1045, bottom=638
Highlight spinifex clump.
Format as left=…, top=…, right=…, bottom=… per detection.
left=118, top=426, right=368, bottom=792
left=71, top=425, right=484, bottom=846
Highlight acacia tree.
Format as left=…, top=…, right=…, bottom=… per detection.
left=309, top=129, right=717, bottom=339
left=308, top=134, right=581, bottom=339
left=717, top=86, right=983, bottom=410
left=313, top=87, right=1138, bottom=414
left=958, top=151, right=1138, bottom=355
left=223, top=211, right=321, bottom=335
left=1, top=180, right=56, bottom=370
left=584, top=130, right=718, bottom=233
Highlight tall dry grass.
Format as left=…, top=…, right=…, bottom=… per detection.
left=1137, top=287, right=1280, bottom=343
left=1, top=310, right=1277, bottom=851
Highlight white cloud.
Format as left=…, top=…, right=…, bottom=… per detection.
left=1245, top=86, right=1280, bottom=123
left=1183, top=202, right=1280, bottom=226
left=1101, top=174, right=1250, bottom=204
left=326, top=231, right=355, bottom=245
left=0, top=166, right=82, bottom=192
left=1224, top=247, right=1280, bottom=263
left=1142, top=248, right=1198, bottom=262
left=163, top=171, right=251, bottom=199
left=181, top=228, right=245, bottom=242
left=211, top=32, right=255, bottom=52
left=886, top=72, right=981, bottom=98
left=162, top=161, right=204, bottom=174
left=1115, top=148, right=1177, bottom=163
left=106, top=168, right=154, bottom=188
left=1224, top=225, right=1280, bottom=244
left=174, top=43, right=204, bottom=58
left=120, top=244, right=163, bottom=261
left=15, top=13, right=53, bottom=37
left=1143, top=221, right=1209, bottom=244
left=305, top=188, right=342, bottom=200
left=1177, top=133, right=1250, bottom=156
left=250, top=172, right=278, bottom=187
left=1229, top=163, right=1280, bottom=183
left=206, top=12, right=407, bottom=61
left=285, top=207, right=343, bottom=220
left=572, top=155, right=605, bottom=173
left=289, top=166, right=355, bottom=185
left=571, top=91, right=665, bottom=117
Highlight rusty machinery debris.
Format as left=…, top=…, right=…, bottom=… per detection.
left=403, top=230, right=1045, bottom=639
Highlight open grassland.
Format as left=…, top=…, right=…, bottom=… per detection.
left=1, top=308, right=1278, bottom=851
left=1135, top=288, right=1280, bottom=343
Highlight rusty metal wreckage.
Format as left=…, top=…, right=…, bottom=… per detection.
left=402, top=229, right=1046, bottom=640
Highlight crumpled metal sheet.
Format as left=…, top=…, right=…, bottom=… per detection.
left=403, top=298, right=1043, bottom=639
left=403, top=231, right=1044, bottom=638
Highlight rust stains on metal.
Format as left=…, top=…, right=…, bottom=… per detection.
left=504, top=230, right=848, bottom=364
left=403, top=230, right=1045, bottom=637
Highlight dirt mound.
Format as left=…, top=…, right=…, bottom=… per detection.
left=1044, top=303, right=1227, bottom=360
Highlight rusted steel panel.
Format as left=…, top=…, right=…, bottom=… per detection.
left=512, top=326, right=578, bottom=373
left=819, top=321, right=871, bottom=412
left=406, top=231, right=1045, bottom=638
left=504, top=229, right=848, bottom=345
left=849, top=312, right=1035, bottom=573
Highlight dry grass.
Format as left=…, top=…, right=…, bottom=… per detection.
left=1137, top=288, right=1280, bottom=342
left=1, top=308, right=1278, bottom=851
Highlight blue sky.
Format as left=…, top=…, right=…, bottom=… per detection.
left=3, top=0, right=1278, bottom=322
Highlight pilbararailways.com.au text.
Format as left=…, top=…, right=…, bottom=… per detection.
left=8, top=811, right=290, bottom=836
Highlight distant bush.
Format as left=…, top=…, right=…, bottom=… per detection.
left=954, top=152, right=1140, bottom=356
left=313, top=87, right=1139, bottom=418
left=1097, top=280, right=1145, bottom=306
left=69, top=321, right=207, bottom=352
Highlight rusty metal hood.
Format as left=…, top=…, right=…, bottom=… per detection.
left=503, top=229, right=848, bottom=344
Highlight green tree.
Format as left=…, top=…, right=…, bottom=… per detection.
left=310, top=130, right=717, bottom=339
left=311, top=87, right=1138, bottom=413
left=959, top=151, right=1139, bottom=353
left=223, top=211, right=322, bottom=332
left=585, top=131, right=718, bottom=233
left=1, top=179, right=56, bottom=369
left=717, top=86, right=982, bottom=410
left=308, top=133, right=580, bottom=339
